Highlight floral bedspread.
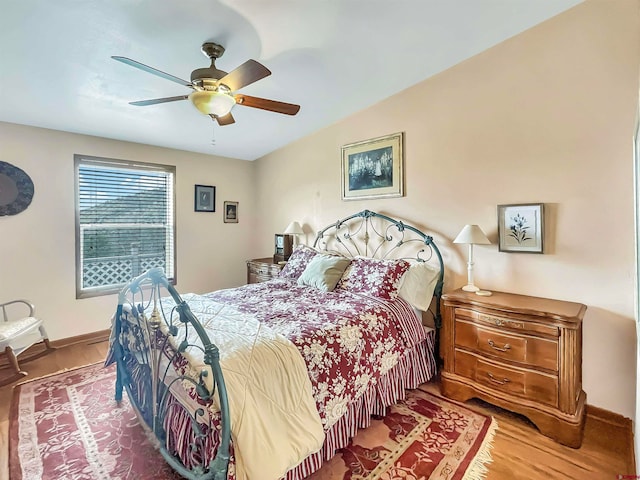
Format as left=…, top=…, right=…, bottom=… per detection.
left=204, top=277, right=427, bottom=429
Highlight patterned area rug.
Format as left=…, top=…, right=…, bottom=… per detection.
left=308, top=386, right=497, bottom=480
left=10, top=363, right=497, bottom=480
left=9, top=362, right=181, bottom=480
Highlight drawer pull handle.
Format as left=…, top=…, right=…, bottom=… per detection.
left=487, top=372, right=510, bottom=385
left=488, top=339, right=511, bottom=352
left=490, top=317, right=523, bottom=329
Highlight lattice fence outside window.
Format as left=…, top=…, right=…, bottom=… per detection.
left=83, top=254, right=166, bottom=288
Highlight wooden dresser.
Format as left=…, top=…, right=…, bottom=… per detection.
left=246, top=257, right=283, bottom=284
left=440, top=289, right=587, bottom=447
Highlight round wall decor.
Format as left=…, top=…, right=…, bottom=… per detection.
left=0, top=161, right=34, bottom=216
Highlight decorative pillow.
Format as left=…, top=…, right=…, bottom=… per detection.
left=278, top=245, right=318, bottom=280
left=297, top=254, right=352, bottom=292
left=336, top=257, right=410, bottom=300
left=398, top=261, right=441, bottom=311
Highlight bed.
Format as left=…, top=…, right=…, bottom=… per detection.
left=106, top=209, right=445, bottom=480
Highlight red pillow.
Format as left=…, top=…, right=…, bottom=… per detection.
left=278, top=245, right=318, bottom=280
left=336, top=257, right=410, bottom=300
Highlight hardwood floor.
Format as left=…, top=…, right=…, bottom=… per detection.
left=0, top=339, right=634, bottom=479
left=422, top=378, right=634, bottom=479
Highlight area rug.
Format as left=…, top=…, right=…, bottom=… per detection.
left=307, top=386, right=497, bottom=480
left=10, top=363, right=497, bottom=480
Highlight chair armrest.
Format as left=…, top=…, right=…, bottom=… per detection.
left=0, top=300, right=35, bottom=322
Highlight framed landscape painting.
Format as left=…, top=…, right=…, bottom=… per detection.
left=498, top=203, right=544, bottom=253
left=341, top=132, right=404, bottom=200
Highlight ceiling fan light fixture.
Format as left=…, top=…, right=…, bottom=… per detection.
left=113, top=43, right=300, bottom=126
left=189, top=89, right=236, bottom=117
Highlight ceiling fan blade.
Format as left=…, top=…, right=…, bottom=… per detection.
left=218, top=60, right=271, bottom=91
left=235, top=94, right=300, bottom=115
left=112, top=56, right=193, bottom=88
left=210, top=113, right=235, bottom=126
left=129, top=95, right=189, bottom=106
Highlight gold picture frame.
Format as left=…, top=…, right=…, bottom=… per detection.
left=223, top=201, right=238, bottom=223
left=341, top=132, right=404, bottom=200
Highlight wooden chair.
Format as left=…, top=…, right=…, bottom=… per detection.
left=0, top=300, right=55, bottom=386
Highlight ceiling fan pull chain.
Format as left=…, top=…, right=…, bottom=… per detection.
left=211, top=123, right=216, bottom=146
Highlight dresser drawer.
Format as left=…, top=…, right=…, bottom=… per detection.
left=454, top=350, right=558, bottom=407
left=454, top=308, right=559, bottom=337
left=247, top=262, right=280, bottom=276
left=455, top=320, right=558, bottom=371
left=246, top=258, right=283, bottom=284
left=248, top=272, right=272, bottom=284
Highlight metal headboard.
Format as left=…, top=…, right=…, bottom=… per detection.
left=313, top=209, right=444, bottom=329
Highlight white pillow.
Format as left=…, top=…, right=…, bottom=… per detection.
left=398, top=261, right=440, bottom=311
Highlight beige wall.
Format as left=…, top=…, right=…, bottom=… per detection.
left=0, top=122, right=256, bottom=340
left=254, top=1, right=640, bottom=418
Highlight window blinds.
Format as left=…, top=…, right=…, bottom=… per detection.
left=75, top=156, right=175, bottom=297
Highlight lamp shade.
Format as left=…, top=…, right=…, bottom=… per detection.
left=453, top=225, right=490, bottom=245
left=189, top=90, right=236, bottom=116
left=284, top=221, right=304, bottom=235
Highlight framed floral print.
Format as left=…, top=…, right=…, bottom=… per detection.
left=497, top=203, right=544, bottom=253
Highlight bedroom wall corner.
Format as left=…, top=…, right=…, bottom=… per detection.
left=634, top=59, right=640, bottom=473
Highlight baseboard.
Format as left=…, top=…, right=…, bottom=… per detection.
left=49, top=328, right=111, bottom=348
left=586, top=404, right=632, bottom=429
left=586, top=404, right=635, bottom=473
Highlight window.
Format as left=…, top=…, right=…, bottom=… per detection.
left=75, top=155, right=176, bottom=298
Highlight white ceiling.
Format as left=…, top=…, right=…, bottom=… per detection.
left=0, top=1, right=582, bottom=161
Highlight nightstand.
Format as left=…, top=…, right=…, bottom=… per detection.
left=440, top=289, right=587, bottom=447
left=246, top=257, right=284, bottom=284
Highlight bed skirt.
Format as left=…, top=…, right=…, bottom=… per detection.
left=150, top=328, right=436, bottom=480
left=286, top=330, right=436, bottom=479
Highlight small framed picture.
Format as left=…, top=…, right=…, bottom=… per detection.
left=194, top=185, right=215, bottom=212
left=498, top=203, right=544, bottom=253
left=223, top=201, right=238, bottom=223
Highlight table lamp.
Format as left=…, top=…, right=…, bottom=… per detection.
left=453, top=224, right=491, bottom=295
left=284, top=221, right=304, bottom=246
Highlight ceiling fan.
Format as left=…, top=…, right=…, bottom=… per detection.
left=112, top=42, right=300, bottom=126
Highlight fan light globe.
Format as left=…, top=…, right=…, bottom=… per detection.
left=189, top=90, right=236, bottom=117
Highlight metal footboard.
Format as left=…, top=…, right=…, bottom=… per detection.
left=111, top=267, right=231, bottom=480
